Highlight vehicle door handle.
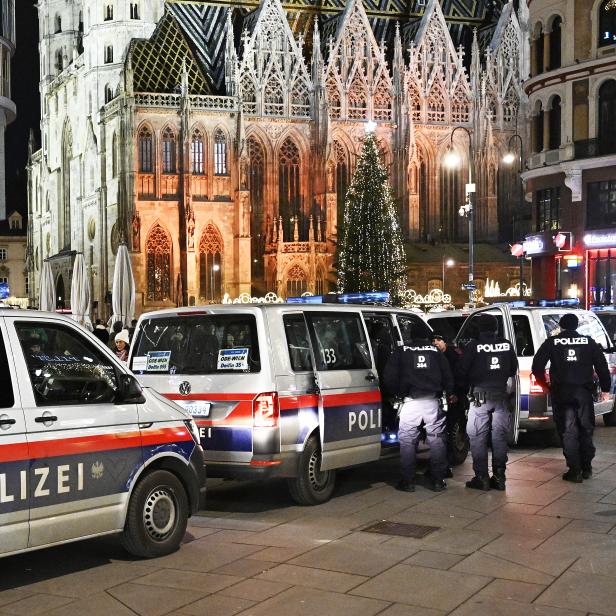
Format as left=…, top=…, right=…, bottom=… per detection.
left=0, top=418, right=16, bottom=426
left=35, top=415, right=58, bottom=423
left=365, top=372, right=377, bottom=382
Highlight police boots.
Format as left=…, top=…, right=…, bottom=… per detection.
left=466, top=476, right=490, bottom=491
left=490, top=468, right=506, bottom=491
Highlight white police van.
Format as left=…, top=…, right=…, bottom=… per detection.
left=129, top=296, right=514, bottom=505
left=0, top=311, right=206, bottom=559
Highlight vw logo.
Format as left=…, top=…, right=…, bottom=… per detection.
left=179, top=381, right=191, bottom=396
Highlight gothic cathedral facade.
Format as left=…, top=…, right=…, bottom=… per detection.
left=28, top=0, right=529, bottom=314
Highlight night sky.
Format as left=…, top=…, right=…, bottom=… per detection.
left=6, top=0, right=39, bottom=217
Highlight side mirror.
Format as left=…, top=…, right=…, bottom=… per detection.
left=116, top=374, right=146, bottom=405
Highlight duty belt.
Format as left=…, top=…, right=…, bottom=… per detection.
left=469, top=389, right=508, bottom=407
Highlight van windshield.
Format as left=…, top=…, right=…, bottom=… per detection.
left=542, top=312, right=610, bottom=350
left=131, top=314, right=260, bottom=374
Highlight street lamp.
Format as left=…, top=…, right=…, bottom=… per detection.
left=444, top=126, right=475, bottom=303
left=503, top=133, right=526, bottom=299
left=210, top=263, right=220, bottom=302
left=442, top=258, right=455, bottom=293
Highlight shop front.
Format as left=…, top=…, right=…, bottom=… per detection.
left=584, top=229, right=616, bottom=308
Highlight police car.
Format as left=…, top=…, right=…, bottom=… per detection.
left=129, top=295, right=471, bottom=505
left=0, top=311, right=206, bottom=559
left=425, top=302, right=616, bottom=435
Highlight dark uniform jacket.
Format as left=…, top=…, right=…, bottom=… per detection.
left=382, top=339, right=453, bottom=399
left=532, top=328, right=611, bottom=392
left=456, top=332, right=518, bottom=395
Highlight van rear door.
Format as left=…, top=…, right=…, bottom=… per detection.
left=455, top=305, right=521, bottom=444
left=305, top=311, right=381, bottom=470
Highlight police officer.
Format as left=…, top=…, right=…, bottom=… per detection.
left=532, top=313, right=611, bottom=482
left=457, top=314, right=518, bottom=491
left=383, top=327, right=453, bottom=492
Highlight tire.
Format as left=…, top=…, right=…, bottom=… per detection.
left=122, top=470, right=189, bottom=558
left=288, top=435, right=336, bottom=506
left=448, top=418, right=470, bottom=466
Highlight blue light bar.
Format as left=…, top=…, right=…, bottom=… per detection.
left=538, top=298, right=580, bottom=307
left=286, top=291, right=390, bottom=304
left=287, top=295, right=324, bottom=304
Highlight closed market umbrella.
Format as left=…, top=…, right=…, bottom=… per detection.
left=111, top=244, right=135, bottom=328
left=39, top=260, right=55, bottom=312
left=70, top=253, right=92, bottom=330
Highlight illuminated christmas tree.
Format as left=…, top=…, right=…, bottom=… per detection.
left=337, top=130, right=407, bottom=303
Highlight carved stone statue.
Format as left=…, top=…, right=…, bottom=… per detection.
left=187, top=213, right=195, bottom=250
left=131, top=212, right=140, bottom=250
left=326, top=162, right=335, bottom=193
left=239, top=155, right=249, bottom=191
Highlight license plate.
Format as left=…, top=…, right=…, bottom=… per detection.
left=177, top=400, right=211, bottom=417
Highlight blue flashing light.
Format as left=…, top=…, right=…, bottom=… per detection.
left=538, top=298, right=580, bottom=308
left=0, top=282, right=8, bottom=300
left=507, top=301, right=528, bottom=308
left=286, top=291, right=390, bottom=305
left=287, top=295, right=324, bottom=304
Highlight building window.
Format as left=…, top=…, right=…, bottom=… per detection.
left=286, top=265, right=307, bottom=297
left=130, top=3, right=140, bottom=19
left=25, top=275, right=29, bottom=295
left=533, top=24, right=544, bottom=76
left=161, top=128, right=177, bottom=174
left=214, top=129, right=227, bottom=175
left=599, top=80, right=616, bottom=155
left=191, top=129, right=205, bottom=175
left=199, top=224, right=223, bottom=301
left=600, top=0, right=616, bottom=47
left=104, top=5, right=113, bottom=21
left=548, top=96, right=561, bottom=150
left=587, top=180, right=616, bottom=229
left=533, top=102, right=544, bottom=153
left=0, top=276, right=7, bottom=285
left=112, top=132, right=118, bottom=178
left=104, top=45, right=113, bottom=64
left=333, top=140, right=349, bottom=233
left=138, top=127, right=153, bottom=172
left=548, top=16, right=562, bottom=70
left=55, top=49, right=63, bottom=72
left=104, top=84, right=113, bottom=103
left=146, top=224, right=172, bottom=302
left=54, top=14, right=62, bottom=33
left=278, top=137, right=301, bottom=236
left=536, top=187, right=560, bottom=231
left=10, top=219, right=18, bottom=229
left=0, top=248, right=6, bottom=260
left=248, top=137, right=265, bottom=287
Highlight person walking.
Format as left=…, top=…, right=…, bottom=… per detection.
left=457, top=314, right=518, bottom=491
left=114, top=329, right=130, bottom=363
left=92, top=319, right=110, bottom=345
left=532, top=313, right=611, bottom=482
left=383, top=326, right=453, bottom=492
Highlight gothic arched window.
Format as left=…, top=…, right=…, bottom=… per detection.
left=348, top=76, right=367, bottom=119
left=290, top=79, right=310, bottom=117
left=55, top=49, right=63, bottom=72
left=104, top=45, right=114, bottom=64
left=599, top=80, right=616, bottom=155
left=600, top=0, right=616, bottom=47
left=532, top=101, right=544, bottom=153
left=373, top=78, right=392, bottom=121
left=333, top=140, right=349, bottom=233
left=112, top=132, right=118, bottom=178
left=549, top=16, right=562, bottom=70
left=191, top=129, right=205, bottom=175
left=130, top=3, right=140, bottom=20
left=161, top=127, right=177, bottom=174
left=533, top=23, right=544, bottom=76
left=326, top=76, right=341, bottom=119
left=248, top=136, right=265, bottom=285
left=104, top=4, right=114, bottom=21
left=138, top=126, right=153, bottom=172
left=286, top=264, right=307, bottom=297
left=146, top=224, right=172, bottom=302
left=61, top=122, right=73, bottom=250
left=278, top=137, right=301, bottom=234
left=264, top=78, right=284, bottom=116
left=214, top=128, right=228, bottom=175
left=199, top=224, right=223, bottom=301
left=548, top=96, right=561, bottom=150
left=54, top=14, right=62, bottom=33
left=240, top=74, right=257, bottom=113
left=440, top=153, right=463, bottom=243
left=104, top=84, right=113, bottom=104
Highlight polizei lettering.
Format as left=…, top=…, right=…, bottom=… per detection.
left=554, top=337, right=588, bottom=345
left=348, top=408, right=381, bottom=432
left=477, top=343, right=511, bottom=353
left=403, top=346, right=436, bottom=352
left=0, top=463, right=84, bottom=504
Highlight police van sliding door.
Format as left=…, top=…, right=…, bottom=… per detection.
left=6, top=318, right=141, bottom=549
left=456, top=305, right=521, bottom=444
left=0, top=320, right=29, bottom=555
left=305, top=311, right=382, bottom=471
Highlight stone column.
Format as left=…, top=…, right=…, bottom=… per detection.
left=543, top=32, right=551, bottom=73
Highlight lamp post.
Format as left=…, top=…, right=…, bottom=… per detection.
left=442, top=257, right=455, bottom=294
left=444, top=126, right=475, bottom=304
left=503, top=133, right=525, bottom=300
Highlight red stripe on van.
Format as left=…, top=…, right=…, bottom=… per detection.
left=0, top=442, right=30, bottom=463
left=164, top=393, right=256, bottom=402
left=322, top=391, right=382, bottom=407
left=279, top=394, right=319, bottom=411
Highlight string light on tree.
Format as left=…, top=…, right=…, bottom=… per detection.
left=337, top=131, right=407, bottom=303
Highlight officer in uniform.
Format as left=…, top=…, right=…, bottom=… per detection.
left=532, top=313, right=611, bottom=482
left=383, top=327, right=453, bottom=492
left=457, top=314, right=518, bottom=491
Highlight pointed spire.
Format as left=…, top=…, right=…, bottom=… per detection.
left=312, top=18, right=323, bottom=83
left=393, top=21, right=403, bottom=73
left=225, top=9, right=238, bottom=96
left=181, top=59, right=189, bottom=97
left=27, top=129, right=36, bottom=160
left=309, top=214, right=314, bottom=242
left=470, top=27, right=480, bottom=91
left=293, top=217, right=299, bottom=242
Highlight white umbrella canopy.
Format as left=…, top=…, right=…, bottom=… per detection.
left=111, top=244, right=135, bottom=328
left=70, top=253, right=92, bottom=330
left=38, top=260, right=55, bottom=312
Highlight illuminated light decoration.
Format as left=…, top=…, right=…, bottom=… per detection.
left=553, top=231, right=572, bottom=251
left=564, top=255, right=583, bottom=269
left=401, top=289, right=452, bottom=308
left=364, top=120, right=377, bottom=134
left=287, top=291, right=390, bottom=304
left=510, top=243, right=524, bottom=257
left=523, top=236, right=545, bottom=255
left=484, top=277, right=531, bottom=298
left=502, top=152, right=516, bottom=165
left=584, top=231, right=616, bottom=247
left=222, top=292, right=284, bottom=304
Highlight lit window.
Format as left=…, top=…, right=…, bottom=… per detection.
left=214, top=129, right=227, bottom=175
left=130, top=3, right=140, bottom=19
left=162, top=128, right=177, bottom=174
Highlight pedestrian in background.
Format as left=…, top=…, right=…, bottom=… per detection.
left=92, top=319, right=109, bottom=345
left=532, top=313, right=610, bottom=482
left=383, top=325, right=453, bottom=493
left=457, top=314, right=518, bottom=491
left=114, top=329, right=130, bottom=363
left=108, top=321, right=123, bottom=351
left=128, top=318, right=138, bottom=342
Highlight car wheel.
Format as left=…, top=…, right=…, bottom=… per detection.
left=288, top=435, right=336, bottom=506
left=122, top=470, right=188, bottom=558
left=448, top=418, right=469, bottom=466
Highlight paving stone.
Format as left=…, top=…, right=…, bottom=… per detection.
left=189, top=516, right=279, bottom=532
left=389, top=509, right=474, bottom=529
left=235, top=586, right=388, bottom=616
left=249, top=546, right=314, bottom=562
left=535, top=570, right=616, bottom=615
left=108, top=583, right=205, bottom=616
left=449, top=596, right=585, bottom=616
left=0, top=594, right=75, bottom=616
left=289, top=539, right=418, bottom=576
left=499, top=503, right=544, bottom=515
left=564, top=519, right=615, bottom=534
left=42, top=592, right=138, bottom=616
left=403, top=551, right=465, bottom=570
left=219, top=579, right=290, bottom=602
left=451, top=552, right=554, bottom=585
left=132, top=568, right=241, bottom=593
left=255, top=564, right=367, bottom=592
left=349, top=564, right=491, bottom=612
left=418, top=528, right=501, bottom=555
left=475, top=579, right=546, bottom=602
left=0, top=591, right=33, bottom=609
left=466, top=509, right=570, bottom=539
left=176, top=594, right=255, bottom=616
left=376, top=604, right=445, bottom=616
left=538, top=499, right=616, bottom=522
left=211, top=559, right=279, bottom=578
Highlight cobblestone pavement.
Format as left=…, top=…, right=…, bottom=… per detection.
left=3, top=427, right=616, bottom=616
